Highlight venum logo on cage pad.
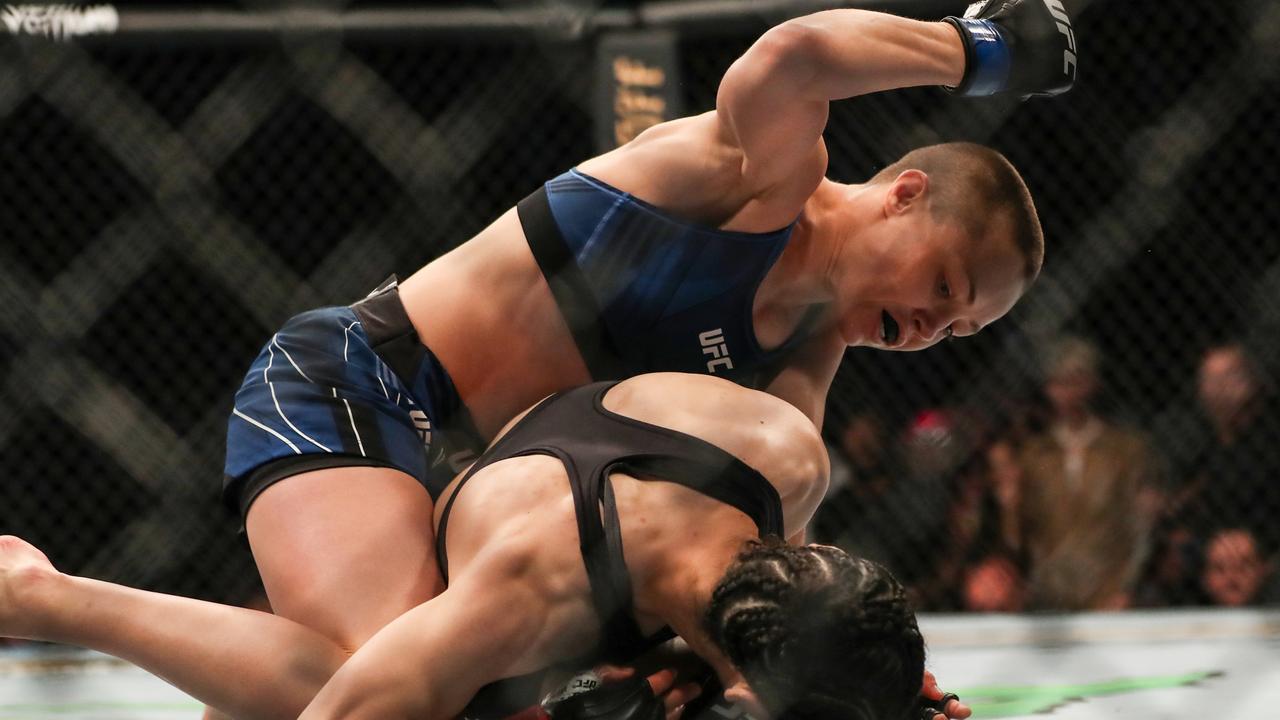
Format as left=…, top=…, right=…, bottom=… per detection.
left=1, top=4, right=118, bottom=39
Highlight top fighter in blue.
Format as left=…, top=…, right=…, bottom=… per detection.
left=223, top=5, right=1073, bottom=703
left=17, top=2, right=1077, bottom=719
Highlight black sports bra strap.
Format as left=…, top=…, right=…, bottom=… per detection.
left=590, top=386, right=785, bottom=539
left=434, top=394, right=565, bottom=583
left=567, top=450, right=612, bottom=621
left=615, top=454, right=784, bottom=538
left=517, top=188, right=625, bottom=380
left=595, top=465, right=649, bottom=653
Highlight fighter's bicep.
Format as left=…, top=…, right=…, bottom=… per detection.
left=715, top=25, right=829, bottom=193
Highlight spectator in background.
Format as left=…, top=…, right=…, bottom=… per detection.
left=1018, top=336, right=1158, bottom=611
left=812, top=410, right=901, bottom=571
left=813, top=408, right=972, bottom=610
left=950, top=437, right=1029, bottom=612
left=1185, top=344, right=1279, bottom=540
left=1141, top=342, right=1280, bottom=606
left=1200, top=527, right=1279, bottom=607
left=963, top=554, right=1027, bottom=613
left=980, top=438, right=1026, bottom=557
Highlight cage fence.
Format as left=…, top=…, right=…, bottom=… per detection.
left=1, top=0, right=1278, bottom=615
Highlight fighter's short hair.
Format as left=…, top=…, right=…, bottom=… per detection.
left=872, top=142, right=1044, bottom=283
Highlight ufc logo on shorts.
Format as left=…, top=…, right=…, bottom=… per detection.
left=1041, top=0, right=1077, bottom=78
left=409, top=409, right=432, bottom=446
left=698, top=328, right=734, bottom=373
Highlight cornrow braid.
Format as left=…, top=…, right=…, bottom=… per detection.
left=705, top=538, right=925, bottom=720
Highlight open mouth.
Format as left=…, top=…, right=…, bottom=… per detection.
left=880, top=310, right=899, bottom=345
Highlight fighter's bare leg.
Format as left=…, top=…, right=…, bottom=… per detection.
left=245, top=465, right=444, bottom=653
left=0, top=467, right=443, bottom=720
left=0, top=535, right=345, bottom=720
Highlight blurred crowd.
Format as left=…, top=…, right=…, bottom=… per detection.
left=813, top=337, right=1280, bottom=612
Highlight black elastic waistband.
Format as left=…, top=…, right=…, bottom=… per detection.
left=517, top=185, right=626, bottom=380
left=350, top=277, right=426, bottom=383
left=350, top=277, right=484, bottom=460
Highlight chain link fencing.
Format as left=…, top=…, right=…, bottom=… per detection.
left=1, top=0, right=1278, bottom=617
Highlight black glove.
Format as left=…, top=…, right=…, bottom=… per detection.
left=917, top=692, right=961, bottom=720
left=543, top=673, right=665, bottom=720
left=943, top=0, right=1077, bottom=98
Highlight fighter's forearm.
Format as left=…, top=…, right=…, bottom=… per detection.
left=299, top=653, right=431, bottom=720
left=763, top=10, right=965, bottom=102
left=23, top=572, right=348, bottom=720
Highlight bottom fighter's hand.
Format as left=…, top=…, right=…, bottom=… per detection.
left=919, top=670, right=971, bottom=720
left=506, top=666, right=703, bottom=720
left=545, top=672, right=662, bottom=720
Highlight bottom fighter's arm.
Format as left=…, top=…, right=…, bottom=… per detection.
left=299, top=559, right=551, bottom=720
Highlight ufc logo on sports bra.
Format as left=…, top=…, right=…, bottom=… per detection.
left=698, top=328, right=734, bottom=373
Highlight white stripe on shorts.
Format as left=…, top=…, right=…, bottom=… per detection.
left=273, top=335, right=314, bottom=383
left=333, top=387, right=367, bottom=457
left=263, top=343, right=275, bottom=383
left=233, top=407, right=301, bottom=454
left=269, top=382, right=332, bottom=452
left=342, top=320, right=358, bottom=362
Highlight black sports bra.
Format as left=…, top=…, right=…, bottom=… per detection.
left=436, top=381, right=785, bottom=663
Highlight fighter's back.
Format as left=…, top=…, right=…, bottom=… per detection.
left=433, top=372, right=829, bottom=582
left=598, top=372, right=829, bottom=528
left=429, top=373, right=829, bottom=674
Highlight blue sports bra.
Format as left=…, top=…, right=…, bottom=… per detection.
left=519, top=169, right=818, bottom=388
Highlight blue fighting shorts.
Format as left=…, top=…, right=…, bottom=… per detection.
left=223, top=278, right=483, bottom=519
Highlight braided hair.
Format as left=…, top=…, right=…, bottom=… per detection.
left=704, top=538, right=925, bottom=720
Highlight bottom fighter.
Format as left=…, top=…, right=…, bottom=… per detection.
left=0, top=373, right=963, bottom=720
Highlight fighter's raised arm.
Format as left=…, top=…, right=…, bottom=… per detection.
left=715, top=0, right=1076, bottom=199
left=715, top=11, right=964, bottom=196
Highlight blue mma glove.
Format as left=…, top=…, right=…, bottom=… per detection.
left=944, top=0, right=1077, bottom=98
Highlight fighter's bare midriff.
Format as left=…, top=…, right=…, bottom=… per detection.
left=398, top=208, right=590, bottom=439
left=397, top=112, right=827, bottom=439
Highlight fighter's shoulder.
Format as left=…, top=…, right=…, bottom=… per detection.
left=701, top=108, right=828, bottom=210
left=684, top=373, right=826, bottom=468
left=753, top=396, right=827, bottom=478
left=585, top=114, right=745, bottom=196
left=604, top=112, right=824, bottom=217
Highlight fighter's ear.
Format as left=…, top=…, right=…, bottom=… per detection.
left=723, top=680, right=769, bottom=720
left=884, top=169, right=929, bottom=216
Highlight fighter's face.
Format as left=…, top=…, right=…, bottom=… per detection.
left=834, top=207, right=1027, bottom=351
